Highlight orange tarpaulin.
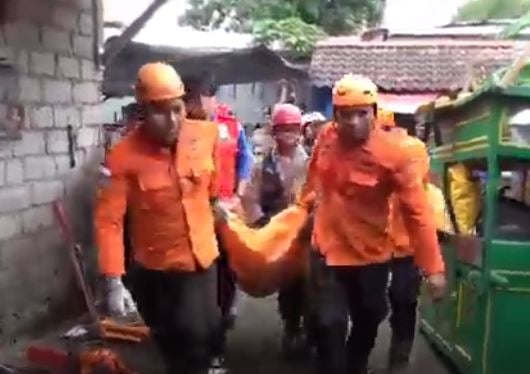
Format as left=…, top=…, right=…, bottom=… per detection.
left=218, top=205, right=309, bottom=297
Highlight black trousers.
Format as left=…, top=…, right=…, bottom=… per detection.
left=278, top=276, right=306, bottom=334
left=308, top=251, right=390, bottom=374
left=129, top=264, right=221, bottom=374
left=212, top=233, right=238, bottom=358
left=388, top=256, right=421, bottom=347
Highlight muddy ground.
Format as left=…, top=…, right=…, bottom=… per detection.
left=224, top=293, right=453, bottom=374
left=1, top=292, right=454, bottom=374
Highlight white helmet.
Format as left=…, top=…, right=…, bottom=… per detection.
left=301, top=112, right=326, bottom=125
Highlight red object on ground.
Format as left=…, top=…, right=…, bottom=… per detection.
left=25, top=345, right=71, bottom=372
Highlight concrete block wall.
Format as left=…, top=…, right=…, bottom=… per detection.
left=0, top=0, right=104, bottom=344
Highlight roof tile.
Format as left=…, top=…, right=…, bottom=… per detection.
left=310, top=40, right=520, bottom=92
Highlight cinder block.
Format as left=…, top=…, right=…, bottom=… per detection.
left=73, top=81, right=99, bottom=104
left=54, top=106, right=81, bottom=128
left=6, top=159, right=24, bottom=185
left=77, top=127, right=99, bottom=148
left=79, top=12, right=93, bottom=36
left=5, top=0, right=51, bottom=24
left=73, top=0, right=93, bottom=11
left=81, top=104, right=102, bottom=125
left=43, top=79, right=72, bottom=104
left=18, top=76, right=41, bottom=102
left=0, top=186, right=30, bottom=214
left=16, top=50, right=30, bottom=74
left=29, top=52, right=56, bottom=76
left=52, top=5, right=79, bottom=31
left=13, top=132, right=46, bottom=157
left=24, top=156, right=57, bottom=180
left=29, top=106, right=54, bottom=129
left=42, top=26, right=72, bottom=54
left=4, top=22, right=40, bottom=49
left=56, top=106, right=81, bottom=128
left=22, top=205, right=54, bottom=233
left=46, top=130, right=70, bottom=154
left=0, top=161, right=5, bottom=187
left=57, top=56, right=80, bottom=79
left=6, top=48, right=29, bottom=74
left=73, top=34, right=93, bottom=59
left=55, top=154, right=72, bottom=174
left=30, top=180, right=64, bottom=205
left=0, top=141, right=13, bottom=160
left=0, top=213, right=23, bottom=241
left=80, top=59, right=100, bottom=81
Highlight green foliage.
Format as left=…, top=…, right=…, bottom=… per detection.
left=253, top=17, right=326, bottom=59
left=180, top=0, right=386, bottom=58
left=454, top=0, right=530, bottom=22
left=498, top=9, right=530, bottom=37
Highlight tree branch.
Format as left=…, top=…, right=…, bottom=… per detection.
left=104, top=0, right=169, bottom=66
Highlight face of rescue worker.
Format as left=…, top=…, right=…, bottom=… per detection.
left=335, top=105, right=375, bottom=143
left=272, top=123, right=301, bottom=150
left=144, top=99, right=185, bottom=146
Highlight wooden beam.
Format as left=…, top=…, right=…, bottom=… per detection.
left=104, top=0, right=169, bottom=66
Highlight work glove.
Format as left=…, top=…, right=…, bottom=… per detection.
left=105, top=277, right=138, bottom=317
left=426, top=273, right=447, bottom=301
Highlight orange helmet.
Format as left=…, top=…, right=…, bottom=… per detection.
left=377, top=108, right=395, bottom=129
left=135, top=62, right=185, bottom=103
left=332, top=74, right=378, bottom=107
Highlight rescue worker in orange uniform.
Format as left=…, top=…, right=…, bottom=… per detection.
left=378, top=109, right=430, bottom=373
left=241, top=103, right=309, bottom=357
left=300, top=74, right=446, bottom=374
left=95, top=62, right=222, bottom=374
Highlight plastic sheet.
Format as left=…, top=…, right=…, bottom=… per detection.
left=448, top=163, right=481, bottom=234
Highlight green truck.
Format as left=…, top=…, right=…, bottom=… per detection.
left=416, top=62, right=530, bottom=374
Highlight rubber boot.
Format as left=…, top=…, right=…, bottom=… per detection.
left=281, top=320, right=304, bottom=358
left=209, top=356, right=230, bottom=374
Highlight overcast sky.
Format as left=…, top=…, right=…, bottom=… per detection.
left=383, top=0, right=470, bottom=29
left=104, top=0, right=471, bottom=34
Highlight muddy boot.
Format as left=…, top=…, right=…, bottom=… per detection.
left=388, top=335, right=413, bottom=374
left=281, top=321, right=304, bottom=358
left=281, top=331, right=298, bottom=358
left=209, top=356, right=230, bottom=374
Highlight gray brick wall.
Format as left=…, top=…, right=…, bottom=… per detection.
left=0, top=0, right=104, bottom=344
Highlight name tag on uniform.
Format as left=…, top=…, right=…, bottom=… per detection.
left=98, top=165, right=112, bottom=188
left=219, top=124, right=230, bottom=140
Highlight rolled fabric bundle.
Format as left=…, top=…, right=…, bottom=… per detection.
left=218, top=205, right=309, bottom=297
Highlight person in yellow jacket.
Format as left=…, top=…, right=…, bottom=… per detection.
left=95, top=62, right=223, bottom=374
left=299, top=74, right=447, bottom=374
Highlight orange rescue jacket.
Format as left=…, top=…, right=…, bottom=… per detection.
left=388, top=133, right=430, bottom=258
left=301, top=123, right=444, bottom=275
left=95, top=119, right=220, bottom=276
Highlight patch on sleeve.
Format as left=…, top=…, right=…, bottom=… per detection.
left=97, top=164, right=112, bottom=188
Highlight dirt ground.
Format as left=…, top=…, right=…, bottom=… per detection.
left=224, top=293, right=453, bottom=374
left=1, top=292, right=454, bottom=374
